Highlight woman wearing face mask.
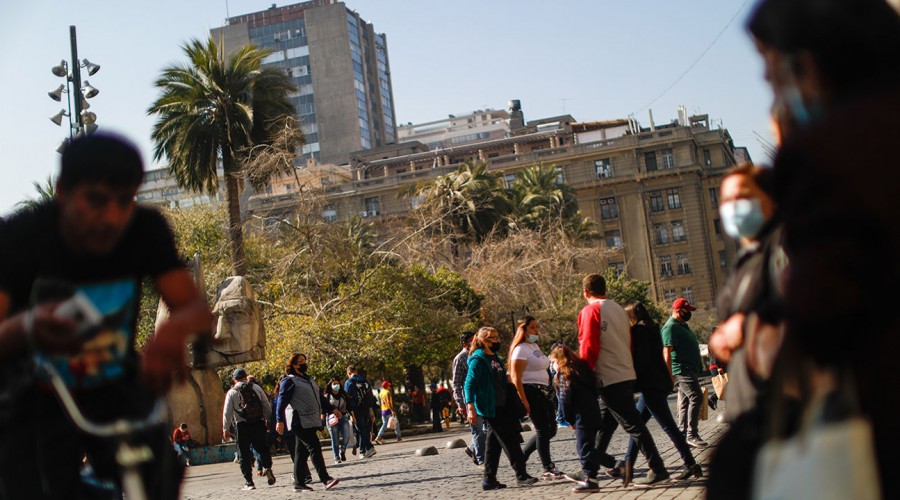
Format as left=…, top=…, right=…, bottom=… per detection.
left=326, top=378, right=353, bottom=464
left=465, top=327, right=538, bottom=490
left=275, top=353, right=341, bottom=492
left=509, top=316, right=563, bottom=480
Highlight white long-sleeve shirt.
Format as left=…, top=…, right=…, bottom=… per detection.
left=222, top=381, right=271, bottom=430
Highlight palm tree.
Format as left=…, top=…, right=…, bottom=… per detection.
left=16, top=176, right=56, bottom=211
left=509, top=163, right=579, bottom=230
left=148, top=36, right=299, bottom=276
left=415, top=162, right=509, bottom=257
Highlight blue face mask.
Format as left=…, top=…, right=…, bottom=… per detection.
left=332, top=384, right=340, bottom=392
left=527, top=334, right=539, bottom=343
left=719, top=198, right=766, bottom=239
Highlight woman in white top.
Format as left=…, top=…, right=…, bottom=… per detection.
left=509, top=316, right=564, bottom=480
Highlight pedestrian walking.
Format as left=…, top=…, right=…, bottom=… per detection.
left=375, top=381, right=401, bottom=443
left=464, top=327, right=538, bottom=490
left=429, top=383, right=443, bottom=433
left=275, top=353, right=341, bottom=492
left=452, top=330, right=485, bottom=465
left=622, top=302, right=702, bottom=483
left=661, top=298, right=708, bottom=448
left=509, top=316, right=563, bottom=479
left=223, top=368, right=275, bottom=491
left=325, top=378, right=353, bottom=464
left=578, top=273, right=669, bottom=486
left=344, top=365, right=377, bottom=459
left=549, top=344, right=619, bottom=493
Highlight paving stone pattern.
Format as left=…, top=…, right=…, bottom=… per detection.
left=182, top=395, right=726, bottom=499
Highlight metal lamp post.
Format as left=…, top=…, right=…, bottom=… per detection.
left=48, top=25, right=100, bottom=151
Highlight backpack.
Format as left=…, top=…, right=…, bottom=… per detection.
left=352, top=379, right=375, bottom=409
left=236, top=382, right=265, bottom=422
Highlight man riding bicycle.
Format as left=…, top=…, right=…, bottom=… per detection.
left=0, top=133, right=212, bottom=499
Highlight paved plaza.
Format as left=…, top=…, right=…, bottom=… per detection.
left=182, top=395, right=724, bottom=499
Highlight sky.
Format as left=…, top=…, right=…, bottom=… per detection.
left=0, top=0, right=775, bottom=216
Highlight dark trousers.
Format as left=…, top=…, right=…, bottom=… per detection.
left=521, top=384, right=557, bottom=470
left=676, top=374, right=703, bottom=438
left=484, top=407, right=530, bottom=483
left=625, top=390, right=696, bottom=467
left=0, top=386, right=182, bottom=500
left=573, top=397, right=617, bottom=479
left=431, top=407, right=443, bottom=432
left=352, top=410, right=373, bottom=453
left=236, top=421, right=271, bottom=483
left=293, top=426, right=330, bottom=486
left=594, top=380, right=666, bottom=473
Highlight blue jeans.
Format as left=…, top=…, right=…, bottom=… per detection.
left=624, top=391, right=696, bottom=467
left=328, top=416, right=352, bottom=460
left=469, top=414, right=486, bottom=463
left=376, top=411, right=400, bottom=439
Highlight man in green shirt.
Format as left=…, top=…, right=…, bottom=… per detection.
left=661, top=298, right=707, bottom=448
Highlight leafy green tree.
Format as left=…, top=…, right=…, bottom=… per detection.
left=148, top=36, right=299, bottom=276
left=509, top=163, right=597, bottom=240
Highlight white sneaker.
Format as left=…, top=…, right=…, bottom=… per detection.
left=364, top=448, right=377, bottom=458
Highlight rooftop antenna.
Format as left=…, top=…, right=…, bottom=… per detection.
left=225, top=0, right=230, bottom=21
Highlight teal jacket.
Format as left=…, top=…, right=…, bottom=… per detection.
left=464, top=348, right=501, bottom=419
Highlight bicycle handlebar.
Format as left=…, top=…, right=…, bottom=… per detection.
left=35, top=357, right=167, bottom=438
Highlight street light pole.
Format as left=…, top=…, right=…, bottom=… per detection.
left=69, top=25, right=84, bottom=135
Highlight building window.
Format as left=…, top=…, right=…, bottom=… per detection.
left=680, top=286, right=694, bottom=304
left=605, top=230, right=622, bottom=248
left=672, top=220, right=686, bottom=242
left=649, top=191, right=665, bottom=213
left=322, top=204, right=337, bottom=222
left=676, top=253, right=691, bottom=275
left=600, top=197, right=618, bottom=220
left=555, top=167, right=565, bottom=185
left=364, top=197, right=380, bottom=216
left=654, top=223, right=669, bottom=244
left=713, top=218, right=722, bottom=236
left=664, top=288, right=677, bottom=303
left=504, top=174, right=516, bottom=189
left=659, top=255, right=674, bottom=278
left=595, top=159, right=613, bottom=179
left=667, top=188, right=681, bottom=209
left=410, top=195, right=425, bottom=210
left=645, top=151, right=658, bottom=172
left=661, top=148, right=675, bottom=169
left=608, top=262, right=625, bottom=277
left=719, top=250, right=728, bottom=269
left=703, top=149, right=712, bottom=166
left=709, top=187, right=719, bottom=208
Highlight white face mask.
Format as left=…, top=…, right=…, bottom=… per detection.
left=527, top=334, right=539, bottom=343
left=719, top=198, right=766, bottom=239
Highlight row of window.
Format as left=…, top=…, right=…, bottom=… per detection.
left=654, top=221, right=686, bottom=245
left=659, top=254, right=691, bottom=277
left=663, top=287, right=694, bottom=305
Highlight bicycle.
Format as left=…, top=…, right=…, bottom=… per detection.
left=35, top=356, right=167, bottom=500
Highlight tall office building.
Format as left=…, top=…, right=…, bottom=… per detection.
left=212, top=0, right=397, bottom=165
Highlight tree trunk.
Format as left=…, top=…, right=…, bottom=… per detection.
left=223, top=155, right=248, bottom=276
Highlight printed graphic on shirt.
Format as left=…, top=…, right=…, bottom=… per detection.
left=36, top=279, right=137, bottom=388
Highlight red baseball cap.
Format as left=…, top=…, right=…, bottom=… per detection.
left=382, top=381, right=391, bottom=389
left=672, top=298, right=696, bottom=311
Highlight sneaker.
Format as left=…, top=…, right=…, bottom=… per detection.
left=185, top=460, right=190, bottom=467
left=396, top=437, right=403, bottom=442
left=464, top=447, right=479, bottom=465
left=635, top=469, right=670, bottom=486
left=265, top=468, right=276, bottom=485
left=572, top=479, right=600, bottom=493
left=558, top=421, right=570, bottom=427
left=334, top=459, right=342, bottom=465
left=242, top=482, right=256, bottom=491
left=351, top=445, right=358, bottom=456
left=541, top=465, right=565, bottom=480
left=364, top=447, right=377, bottom=458
left=374, top=437, right=384, bottom=445
left=305, top=475, right=312, bottom=484
left=340, top=451, right=347, bottom=461
left=675, top=463, right=703, bottom=480
left=564, top=471, right=585, bottom=483
left=482, top=481, right=507, bottom=490
left=686, top=436, right=708, bottom=448
left=517, top=476, right=539, bottom=486
left=324, top=478, right=340, bottom=490
left=293, top=484, right=313, bottom=492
